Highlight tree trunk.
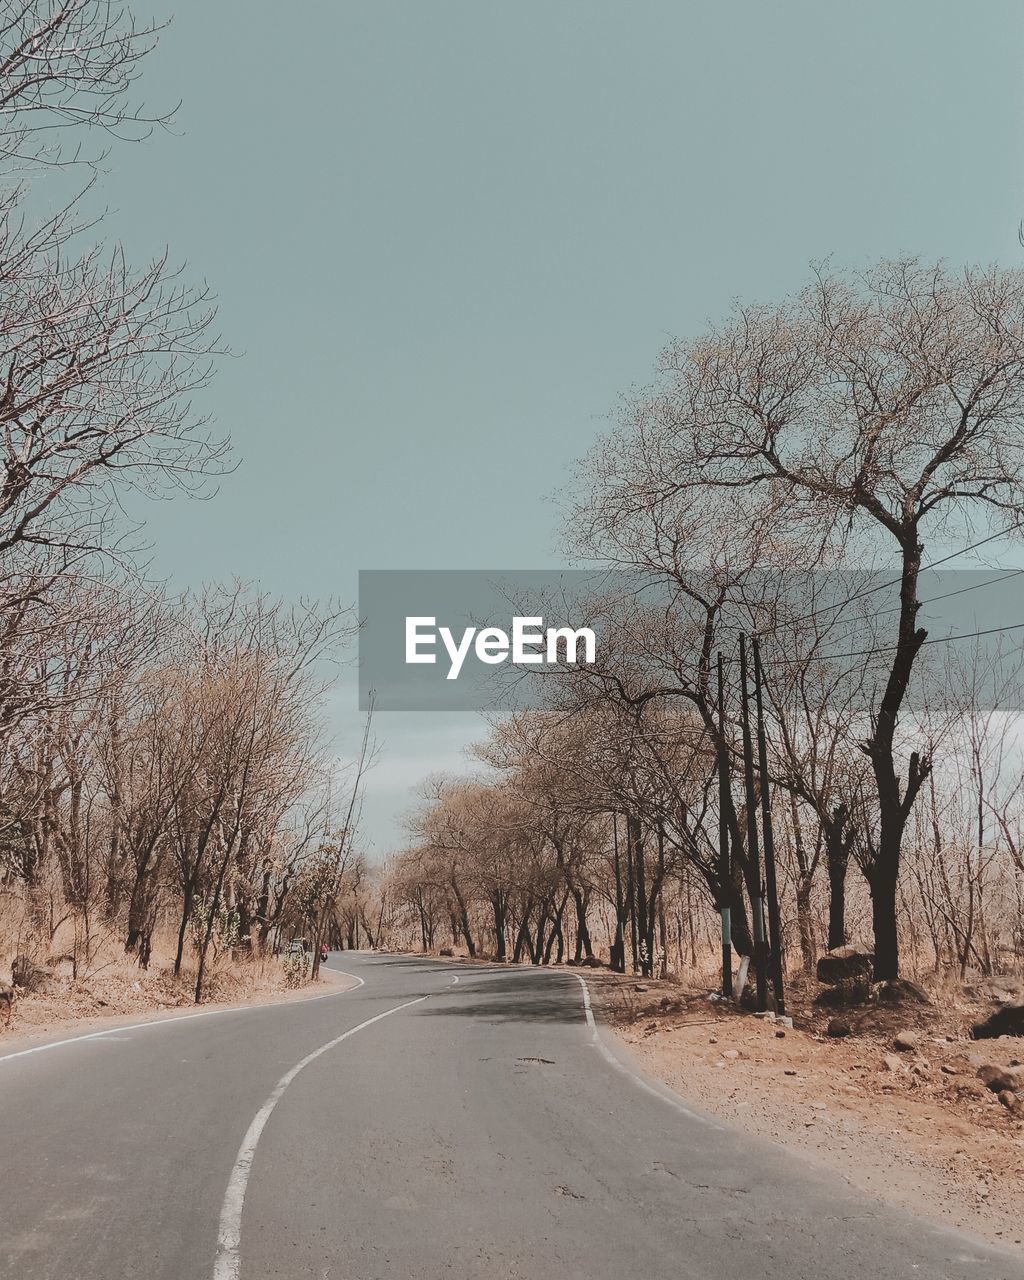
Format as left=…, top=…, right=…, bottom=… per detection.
left=513, top=913, right=532, bottom=963
left=824, top=805, right=850, bottom=951
left=862, top=537, right=929, bottom=980
left=795, top=874, right=815, bottom=975
left=491, top=891, right=507, bottom=960
left=572, top=888, right=593, bottom=961
left=867, top=862, right=900, bottom=982
left=628, top=813, right=648, bottom=975
left=174, top=881, right=194, bottom=976
left=726, top=861, right=754, bottom=958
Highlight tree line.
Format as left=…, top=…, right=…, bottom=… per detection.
left=0, top=4, right=365, bottom=1001
left=385, top=259, right=1024, bottom=992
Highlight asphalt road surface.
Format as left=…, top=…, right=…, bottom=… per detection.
left=2, top=952, right=1022, bottom=1280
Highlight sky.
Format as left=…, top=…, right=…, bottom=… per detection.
left=93, top=0, right=1024, bottom=854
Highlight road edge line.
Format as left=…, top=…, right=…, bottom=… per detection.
left=213, top=994, right=426, bottom=1280
left=0, top=969, right=365, bottom=1065
left=573, top=974, right=721, bottom=1131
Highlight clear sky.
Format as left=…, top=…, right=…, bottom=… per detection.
left=99, top=1, right=1024, bottom=854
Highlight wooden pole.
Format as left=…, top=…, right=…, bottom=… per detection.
left=739, top=635, right=769, bottom=1011
left=716, top=651, right=733, bottom=999
left=753, top=635, right=786, bottom=1017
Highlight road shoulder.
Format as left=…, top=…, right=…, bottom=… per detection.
left=0, top=964, right=358, bottom=1059
left=588, top=971, right=1024, bottom=1259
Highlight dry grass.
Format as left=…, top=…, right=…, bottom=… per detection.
left=0, top=891, right=311, bottom=1040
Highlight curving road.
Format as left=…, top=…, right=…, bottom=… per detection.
left=1, top=953, right=1021, bottom=1280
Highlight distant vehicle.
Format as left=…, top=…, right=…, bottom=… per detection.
left=320, top=945, right=329, bottom=963
left=288, top=937, right=307, bottom=955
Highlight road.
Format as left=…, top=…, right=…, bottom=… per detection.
left=1, top=952, right=1021, bottom=1280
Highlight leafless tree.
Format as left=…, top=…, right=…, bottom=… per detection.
left=573, top=260, right=1024, bottom=979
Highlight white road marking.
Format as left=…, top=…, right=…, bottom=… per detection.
left=0, top=970, right=365, bottom=1065
left=573, top=974, right=720, bottom=1130
left=212, top=994, right=426, bottom=1280
left=575, top=972, right=597, bottom=1030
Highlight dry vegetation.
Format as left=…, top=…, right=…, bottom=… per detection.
left=0, top=4, right=372, bottom=1033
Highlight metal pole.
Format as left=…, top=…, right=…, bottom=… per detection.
left=752, top=635, right=786, bottom=1017
left=739, top=635, right=769, bottom=1011
left=716, top=651, right=733, bottom=999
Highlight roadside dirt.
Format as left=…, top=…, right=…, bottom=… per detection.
left=590, top=970, right=1024, bottom=1255
left=0, top=961, right=356, bottom=1057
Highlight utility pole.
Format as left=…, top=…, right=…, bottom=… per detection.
left=752, top=635, right=786, bottom=1017
left=626, top=813, right=639, bottom=974
left=738, top=635, right=769, bottom=1011
left=611, top=812, right=625, bottom=973
left=716, top=651, right=733, bottom=999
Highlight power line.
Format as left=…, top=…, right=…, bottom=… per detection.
left=751, top=526, right=1024, bottom=638
left=760, top=567, right=1024, bottom=656
left=920, top=568, right=1024, bottom=608
left=770, top=618, right=1024, bottom=667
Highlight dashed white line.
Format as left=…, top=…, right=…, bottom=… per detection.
left=212, top=994, right=425, bottom=1280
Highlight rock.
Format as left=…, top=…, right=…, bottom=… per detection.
left=708, top=1035, right=718, bottom=1044
left=971, top=1003, right=1024, bottom=1040
left=634, top=984, right=649, bottom=993
left=940, top=1064, right=958, bottom=1075
left=579, top=956, right=603, bottom=968
left=775, top=1029, right=786, bottom=1038
left=893, top=1030, right=920, bottom=1052
left=877, top=979, right=930, bottom=1005
left=883, top=1054, right=904, bottom=1073
left=977, top=1064, right=1024, bottom=1093
left=827, top=1018, right=853, bottom=1038
left=721, top=1049, right=740, bottom=1060
left=816, top=946, right=874, bottom=986
left=775, top=1016, right=793, bottom=1029
left=438, top=947, right=454, bottom=957
left=10, top=954, right=52, bottom=993
left=814, top=982, right=872, bottom=1007
left=997, top=1090, right=1019, bottom=1112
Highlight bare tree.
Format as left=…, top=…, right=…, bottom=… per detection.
left=575, top=260, right=1024, bottom=979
